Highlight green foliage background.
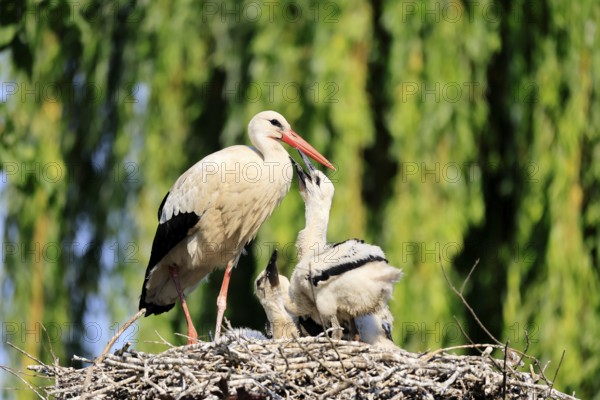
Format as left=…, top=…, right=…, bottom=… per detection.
left=1, top=0, right=599, bottom=397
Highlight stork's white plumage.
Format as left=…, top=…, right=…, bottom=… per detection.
left=287, top=153, right=402, bottom=341
left=139, top=111, right=334, bottom=343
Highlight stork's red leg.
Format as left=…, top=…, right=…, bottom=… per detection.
left=214, top=260, right=234, bottom=341
left=168, top=266, right=198, bottom=345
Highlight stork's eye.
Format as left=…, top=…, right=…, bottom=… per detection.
left=269, top=119, right=283, bottom=129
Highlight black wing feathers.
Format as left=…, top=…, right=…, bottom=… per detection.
left=331, top=238, right=365, bottom=248
left=310, top=255, right=388, bottom=286
left=157, top=191, right=169, bottom=221
left=139, top=192, right=202, bottom=316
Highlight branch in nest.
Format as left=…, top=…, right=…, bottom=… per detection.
left=438, top=255, right=502, bottom=346
left=439, top=255, right=567, bottom=389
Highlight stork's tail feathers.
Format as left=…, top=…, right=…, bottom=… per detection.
left=139, top=287, right=176, bottom=316
left=139, top=301, right=176, bottom=316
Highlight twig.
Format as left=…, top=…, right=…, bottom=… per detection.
left=515, top=329, right=530, bottom=370
left=99, top=308, right=146, bottom=364
left=438, top=255, right=563, bottom=391
left=502, top=340, right=509, bottom=400
left=39, top=324, right=58, bottom=366
left=460, top=258, right=480, bottom=295
left=81, top=308, right=146, bottom=399
left=278, top=346, right=290, bottom=372
left=439, top=255, right=503, bottom=346
left=453, top=315, right=475, bottom=344
left=0, top=366, right=46, bottom=399
left=531, top=359, right=552, bottom=386
left=422, top=343, right=505, bottom=361
left=550, top=350, right=566, bottom=392
left=6, top=342, right=44, bottom=366
left=144, top=330, right=175, bottom=348
left=295, top=337, right=365, bottom=392
left=440, top=369, right=460, bottom=393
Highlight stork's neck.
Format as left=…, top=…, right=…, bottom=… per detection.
left=252, top=134, right=290, bottom=164
left=296, top=197, right=331, bottom=258
left=268, top=278, right=300, bottom=338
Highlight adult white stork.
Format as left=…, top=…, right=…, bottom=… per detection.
left=139, top=111, right=334, bottom=343
left=287, top=152, right=402, bottom=342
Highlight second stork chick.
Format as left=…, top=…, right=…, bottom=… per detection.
left=254, top=249, right=300, bottom=339
left=288, top=152, right=403, bottom=341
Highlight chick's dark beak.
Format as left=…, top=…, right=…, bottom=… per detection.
left=266, top=249, right=280, bottom=287
left=291, top=155, right=311, bottom=190
left=298, top=149, right=317, bottom=175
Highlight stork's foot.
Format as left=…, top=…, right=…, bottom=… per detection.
left=330, top=316, right=344, bottom=340
left=331, top=328, right=344, bottom=340
left=186, top=325, right=199, bottom=345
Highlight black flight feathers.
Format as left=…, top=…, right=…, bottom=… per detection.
left=139, top=191, right=202, bottom=316
left=309, top=254, right=388, bottom=286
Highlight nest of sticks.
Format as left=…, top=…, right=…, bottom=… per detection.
left=26, top=333, right=578, bottom=400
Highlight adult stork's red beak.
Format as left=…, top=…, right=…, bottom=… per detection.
left=280, top=130, right=335, bottom=170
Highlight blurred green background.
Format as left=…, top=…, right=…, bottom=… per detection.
left=1, top=0, right=599, bottom=398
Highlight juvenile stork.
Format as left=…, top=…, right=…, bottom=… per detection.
left=254, top=249, right=300, bottom=339
left=139, top=111, right=334, bottom=343
left=288, top=152, right=402, bottom=342
left=255, top=248, right=354, bottom=340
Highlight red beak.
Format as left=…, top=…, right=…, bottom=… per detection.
left=280, top=130, right=335, bottom=170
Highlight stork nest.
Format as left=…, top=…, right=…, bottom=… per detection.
left=27, top=335, right=577, bottom=400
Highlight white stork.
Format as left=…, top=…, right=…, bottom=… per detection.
left=287, top=152, right=402, bottom=342
left=139, top=111, right=334, bottom=343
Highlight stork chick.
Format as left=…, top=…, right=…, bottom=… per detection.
left=254, top=249, right=300, bottom=339
left=355, top=307, right=397, bottom=349
left=288, top=152, right=403, bottom=341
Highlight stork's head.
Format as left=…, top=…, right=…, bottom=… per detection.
left=248, top=111, right=335, bottom=170
left=293, top=150, right=335, bottom=207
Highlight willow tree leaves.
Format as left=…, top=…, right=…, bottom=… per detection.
left=1, top=0, right=599, bottom=397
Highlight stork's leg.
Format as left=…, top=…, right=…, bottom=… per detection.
left=214, top=260, right=235, bottom=341
left=330, top=316, right=344, bottom=340
left=168, top=266, right=198, bottom=345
